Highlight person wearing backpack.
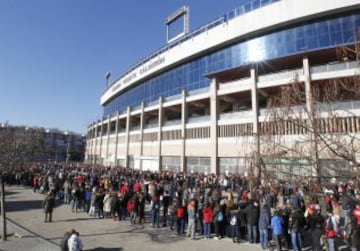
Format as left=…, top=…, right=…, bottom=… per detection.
left=325, top=209, right=339, bottom=251
left=213, top=202, right=224, bottom=240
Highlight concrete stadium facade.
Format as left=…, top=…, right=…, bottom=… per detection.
left=86, top=0, right=360, bottom=177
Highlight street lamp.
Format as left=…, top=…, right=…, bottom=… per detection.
left=64, top=131, right=70, bottom=163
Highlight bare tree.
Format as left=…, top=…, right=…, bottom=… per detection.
left=260, top=42, right=360, bottom=185
left=0, top=126, right=43, bottom=241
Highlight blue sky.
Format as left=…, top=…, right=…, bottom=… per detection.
left=0, top=0, right=245, bottom=134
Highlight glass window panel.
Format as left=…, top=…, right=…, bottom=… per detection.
left=295, top=27, right=305, bottom=40
left=317, top=22, right=329, bottom=35
left=296, top=39, right=306, bottom=51
left=355, top=14, right=360, bottom=27
left=236, top=6, right=244, bottom=16
left=305, top=24, right=316, bottom=37
left=244, top=3, right=252, bottom=13
left=318, top=34, right=330, bottom=47
left=260, top=0, right=270, bottom=6
left=252, top=0, right=260, bottom=9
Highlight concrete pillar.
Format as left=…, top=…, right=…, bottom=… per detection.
left=250, top=67, right=261, bottom=178
left=181, top=90, right=187, bottom=173
left=303, top=57, right=318, bottom=179
left=93, top=123, right=98, bottom=165
left=105, top=115, right=111, bottom=166
left=114, top=111, right=120, bottom=167
left=125, top=107, right=131, bottom=168
left=157, top=97, right=163, bottom=172
left=210, top=78, right=219, bottom=175
left=99, top=119, right=104, bottom=166
left=139, top=102, right=145, bottom=171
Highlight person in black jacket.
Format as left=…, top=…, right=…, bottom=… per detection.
left=162, top=190, right=171, bottom=227
left=289, top=203, right=305, bottom=251
left=43, top=191, right=55, bottom=222
left=245, top=200, right=260, bottom=243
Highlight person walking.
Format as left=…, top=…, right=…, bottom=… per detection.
left=42, top=191, right=55, bottom=223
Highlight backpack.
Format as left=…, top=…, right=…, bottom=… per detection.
left=177, top=207, right=185, bottom=218
left=217, top=211, right=224, bottom=222
left=230, top=215, right=237, bottom=226
left=127, top=200, right=135, bottom=212
left=326, top=216, right=337, bottom=238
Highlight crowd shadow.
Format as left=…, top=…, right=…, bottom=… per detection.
left=88, top=248, right=123, bottom=251
left=4, top=190, right=20, bottom=197
left=5, top=200, right=43, bottom=212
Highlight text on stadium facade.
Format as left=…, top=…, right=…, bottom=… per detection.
left=111, top=56, right=166, bottom=94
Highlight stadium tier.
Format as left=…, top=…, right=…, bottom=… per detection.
left=86, top=0, right=360, bottom=179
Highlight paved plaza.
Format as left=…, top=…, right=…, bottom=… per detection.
left=0, top=186, right=262, bottom=251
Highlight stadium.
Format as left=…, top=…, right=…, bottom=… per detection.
left=86, top=0, right=360, bottom=179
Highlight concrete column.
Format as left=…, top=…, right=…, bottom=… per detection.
left=114, top=111, right=120, bottom=167
left=88, top=125, right=93, bottom=165
left=139, top=102, right=145, bottom=171
left=105, top=115, right=111, bottom=167
left=99, top=119, right=104, bottom=166
left=157, top=97, right=163, bottom=172
left=181, top=90, right=187, bottom=173
left=125, top=107, right=131, bottom=168
left=303, top=57, right=318, bottom=179
left=250, top=67, right=261, bottom=178
left=303, top=57, right=313, bottom=117
left=93, top=123, right=98, bottom=165
left=251, top=68, right=259, bottom=135
left=210, top=78, right=219, bottom=175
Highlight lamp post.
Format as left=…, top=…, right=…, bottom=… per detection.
left=64, top=131, right=70, bottom=163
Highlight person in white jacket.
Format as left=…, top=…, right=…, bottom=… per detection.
left=67, top=229, right=83, bottom=251
left=103, top=191, right=112, bottom=218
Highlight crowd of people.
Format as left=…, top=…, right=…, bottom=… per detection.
left=6, top=162, right=360, bottom=251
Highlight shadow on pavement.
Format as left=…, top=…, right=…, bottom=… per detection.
left=5, top=200, right=43, bottom=212
left=88, top=248, right=123, bottom=251
left=54, top=218, right=97, bottom=222
left=4, top=190, right=20, bottom=197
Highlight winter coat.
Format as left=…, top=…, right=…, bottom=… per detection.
left=103, top=193, right=112, bottom=212
left=245, top=202, right=260, bottom=226
left=202, top=207, right=213, bottom=224
left=271, top=214, right=284, bottom=235
left=258, top=205, right=271, bottom=229
left=43, top=194, right=55, bottom=213
left=67, top=233, right=83, bottom=251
